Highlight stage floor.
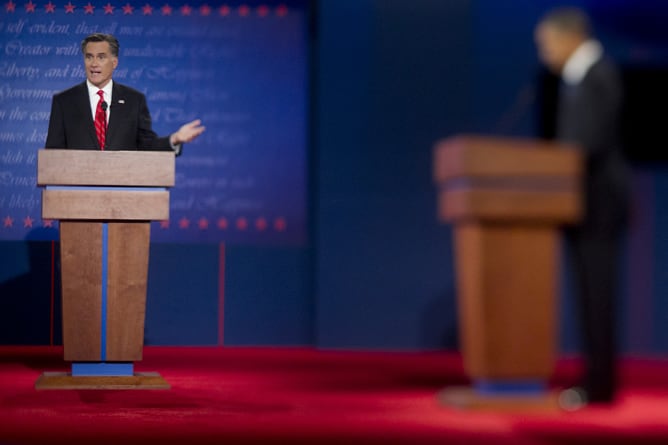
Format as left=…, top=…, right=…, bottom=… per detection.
left=2, top=346, right=668, bottom=444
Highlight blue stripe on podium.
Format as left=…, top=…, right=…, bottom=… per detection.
left=101, top=222, right=108, bottom=361
left=70, top=223, right=135, bottom=378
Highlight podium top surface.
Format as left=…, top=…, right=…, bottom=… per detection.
left=37, top=149, right=175, bottom=187
left=433, top=136, right=582, bottom=183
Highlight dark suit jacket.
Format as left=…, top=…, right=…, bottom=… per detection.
left=557, top=57, right=629, bottom=235
left=45, top=81, right=178, bottom=154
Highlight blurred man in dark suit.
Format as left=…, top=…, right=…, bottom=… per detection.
left=46, top=33, right=204, bottom=154
left=535, top=7, right=629, bottom=408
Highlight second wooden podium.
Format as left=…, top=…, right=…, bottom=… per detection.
left=433, top=136, right=582, bottom=408
left=35, top=149, right=174, bottom=390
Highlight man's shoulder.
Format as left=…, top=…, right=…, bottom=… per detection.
left=113, top=82, right=146, bottom=99
left=53, top=82, right=87, bottom=100
left=589, top=57, right=620, bottom=81
left=580, top=57, right=623, bottom=102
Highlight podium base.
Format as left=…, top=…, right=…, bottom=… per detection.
left=34, top=371, right=170, bottom=390
left=437, top=386, right=560, bottom=412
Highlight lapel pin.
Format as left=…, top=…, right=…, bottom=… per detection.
left=118, top=99, right=125, bottom=104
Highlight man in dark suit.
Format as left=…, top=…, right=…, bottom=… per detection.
left=535, top=8, right=629, bottom=407
left=46, top=33, right=204, bottom=153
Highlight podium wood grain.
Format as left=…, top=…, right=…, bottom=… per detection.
left=106, top=223, right=150, bottom=361
left=42, top=190, right=169, bottom=221
left=439, top=188, right=580, bottom=223
left=35, top=372, right=170, bottom=390
left=38, top=150, right=175, bottom=187
left=455, top=223, right=557, bottom=379
left=60, top=222, right=103, bottom=361
left=433, top=135, right=581, bottom=182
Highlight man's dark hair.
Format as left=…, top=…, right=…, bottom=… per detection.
left=539, top=7, right=592, bottom=37
left=80, top=33, right=120, bottom=57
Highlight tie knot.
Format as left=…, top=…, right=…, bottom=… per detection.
left=97, top=90, right=104, bottom=99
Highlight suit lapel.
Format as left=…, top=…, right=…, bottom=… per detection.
left=106, top=83, right=126, bottom=149
left=76, top=83, right=100, bottom=149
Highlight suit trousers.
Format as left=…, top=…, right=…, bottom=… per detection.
left=565, top=227, right=621, bottom=402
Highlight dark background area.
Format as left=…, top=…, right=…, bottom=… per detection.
left=538, top=67, right=668, bottom=162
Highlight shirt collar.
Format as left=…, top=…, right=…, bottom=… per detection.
left=562, top=39, right=603, bottom=86
left=87, top=79, right=113, bottom=100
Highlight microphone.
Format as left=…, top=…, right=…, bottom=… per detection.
left=101, top=101, right=108, bottom=112
left=493, top=84, right=536, bottom=135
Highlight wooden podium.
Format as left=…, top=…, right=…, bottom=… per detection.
left=34, top=150, right=174, bottom=390
left=432, top=136, right=582, bottom=409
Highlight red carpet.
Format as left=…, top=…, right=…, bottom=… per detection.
left=2, top=346, right=668, bottom=444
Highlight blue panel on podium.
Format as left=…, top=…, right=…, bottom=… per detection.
left=474, top=380, right=546, bottom=396
left=71, top=363, right=134, bottom=377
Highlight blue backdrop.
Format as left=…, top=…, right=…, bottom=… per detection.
left=0, top=0, right=308, bottom=245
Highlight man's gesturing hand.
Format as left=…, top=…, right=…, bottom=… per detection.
left=170, top=119, right=206, bottom=145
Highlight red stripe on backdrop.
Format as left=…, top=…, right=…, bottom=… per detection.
left=218, top=243, right=226, bottom=346
left=50, top=240, right=55, bottom=346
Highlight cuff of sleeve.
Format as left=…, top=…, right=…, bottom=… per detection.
left=170, top=139, right=183, bottom=156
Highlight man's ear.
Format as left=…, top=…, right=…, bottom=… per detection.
left=112, top=57, right=119, bottom=70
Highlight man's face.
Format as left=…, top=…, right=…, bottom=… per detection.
left=83, top=41, right=118, bottom=88
left=534, top=23, right=578, bottom=74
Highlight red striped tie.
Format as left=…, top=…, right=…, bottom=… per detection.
left=94, top=90, right=106, bottom=150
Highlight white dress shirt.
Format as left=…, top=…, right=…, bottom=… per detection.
left=87, top=79, right=112, bottom=124
left=562, top=39, right=603, bottom=86
left=85, top=79, right=181, bottom=153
